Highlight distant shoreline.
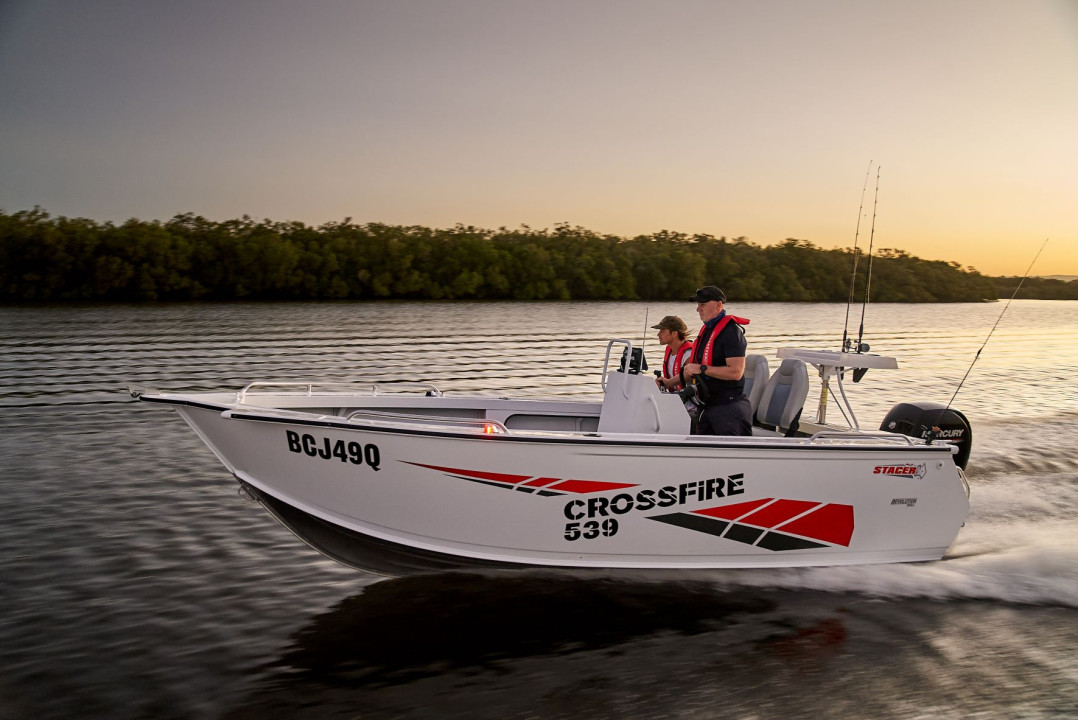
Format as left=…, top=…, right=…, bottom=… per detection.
left=2, top=208, right=1074, bottom=302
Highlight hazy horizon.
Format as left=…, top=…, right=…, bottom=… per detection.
left=1, top=0, right=1075, bottom=276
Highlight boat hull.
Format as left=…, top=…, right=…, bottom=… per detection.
left=248, top=483, right=525, bottom=575
left=174, top=401, right=969, bottom=575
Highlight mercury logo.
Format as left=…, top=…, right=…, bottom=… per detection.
left=922, top=428, right=965, bottom=439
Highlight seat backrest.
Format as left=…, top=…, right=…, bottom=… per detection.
left=742, top=354, right=769, bottom=416
left=755, top=358, right=809, bottom=430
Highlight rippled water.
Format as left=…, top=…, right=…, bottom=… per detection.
left=1, top=300, right=1076, bottom=719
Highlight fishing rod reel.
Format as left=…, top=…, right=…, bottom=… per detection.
left=840, top=339, right=873, bottom=382
left=843, top=338, right=871, bottom=354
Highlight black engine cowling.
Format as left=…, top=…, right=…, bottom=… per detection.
left=880, top=401, right=972, bottom=470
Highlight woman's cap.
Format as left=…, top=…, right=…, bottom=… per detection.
left=650, top=315, right=688, bottom=333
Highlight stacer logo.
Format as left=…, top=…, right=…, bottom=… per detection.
left=873, top=463, right=927, bottom=479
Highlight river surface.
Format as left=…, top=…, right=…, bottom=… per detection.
left=1, top=300, right=1076, bottom=719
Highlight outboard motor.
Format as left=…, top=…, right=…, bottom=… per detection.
left=880, top=401, right=972, bottom=469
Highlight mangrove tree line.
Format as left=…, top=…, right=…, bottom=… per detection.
left=2, top=207, right=1068, bottom=303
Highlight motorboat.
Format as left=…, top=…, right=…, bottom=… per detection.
left=131, top=340, right=972, bottom=576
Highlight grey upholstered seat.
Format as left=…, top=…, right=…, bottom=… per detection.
left=742, top=354, right=769, bottom=417
left=755, top=358, right=809, bottom=433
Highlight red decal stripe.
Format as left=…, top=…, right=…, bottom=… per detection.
left=778, top=504, right=854, bottom=546
left=548, top=479, right=638, bottom=494
left=739, top=499, right=821, bottom=528
left=405, top=463, right=638, bottom=494
left=523, top=477, right=561, bottom=487
left=404, top=462, right=530, bottom=485
left=693, top=498, right=774, bottom=521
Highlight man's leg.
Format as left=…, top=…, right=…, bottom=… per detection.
left=701, top=398, right=753, bottom=436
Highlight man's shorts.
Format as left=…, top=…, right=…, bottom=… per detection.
left=697, top=396, right=753, bottom=436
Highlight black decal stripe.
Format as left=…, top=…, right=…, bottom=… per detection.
left=456, top=476, right=514, bottom=490
left=648, top=513, right=730, bottom=537
left=649, top=513, right=834, bottom=552
left=724, top=523, right=765, bottom=545
left=756, top=531, right=828, bottom=551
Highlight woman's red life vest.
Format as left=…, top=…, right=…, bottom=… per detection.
left=662, top=341, right=695, bottom=390
left=694, top=315, right=750, bottom=365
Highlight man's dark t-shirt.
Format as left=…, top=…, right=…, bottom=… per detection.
left=691, top=312, right=747, bottom=405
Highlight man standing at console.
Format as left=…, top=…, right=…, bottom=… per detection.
left=680, top=286, right=753, bottom=436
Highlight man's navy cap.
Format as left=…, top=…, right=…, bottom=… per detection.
left=689, top=286, right=727, bottom=303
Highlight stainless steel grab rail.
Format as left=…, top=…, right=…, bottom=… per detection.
left=808, top=430, right=916, bottom=445
left=344, top=409, right=508, bottom=434
left=237, top=381, right=443, bottom=402
left=602, top=339, right=633, bottom=394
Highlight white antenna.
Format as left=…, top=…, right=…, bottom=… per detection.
left=641, top=307, right=649, bottom=351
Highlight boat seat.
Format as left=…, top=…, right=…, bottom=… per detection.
left=755, top=358, right=809, bottom=434
left=742, top=354, right=769, bottom=416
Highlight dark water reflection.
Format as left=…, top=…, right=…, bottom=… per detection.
left=268, top=574, right=775, bottom=684
left=1, top=301, right=1076, bottom=719
left=230, top=575, right=1077, bottom=720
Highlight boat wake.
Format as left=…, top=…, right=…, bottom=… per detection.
left=687, top=525, right=1078, bottom=609
left=687, top=417, right=1078, bottom=608
left=497, top=412, right=1078, bottom=609
left=965, top=411, right=1078, bottom=475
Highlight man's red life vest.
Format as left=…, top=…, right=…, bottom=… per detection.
left=694, top=315, right=750, bottom=365
left=662, top=341, right=695, bottom=390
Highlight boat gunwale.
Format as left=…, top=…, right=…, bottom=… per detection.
left=138, top=392, right=957, bottom=455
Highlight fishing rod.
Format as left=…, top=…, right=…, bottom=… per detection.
left=940, top=238, right=1049, bottom=414
left=854, top=166, right=881, bottom=355
left=842, top=161, right=873, bottom=352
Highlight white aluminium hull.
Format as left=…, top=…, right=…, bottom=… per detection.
left=167, top=395, right=970, bottom=575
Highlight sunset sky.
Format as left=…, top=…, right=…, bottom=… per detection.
left=1, top=0, right=1075, bottom=276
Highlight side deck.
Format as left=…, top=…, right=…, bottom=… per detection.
left=135, top=375, right=947, bottom=456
